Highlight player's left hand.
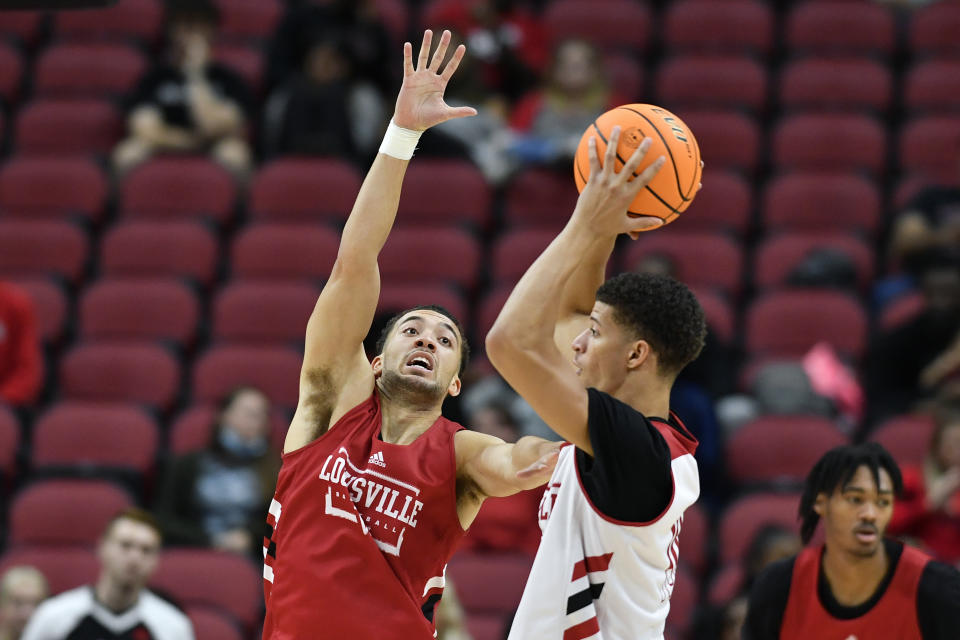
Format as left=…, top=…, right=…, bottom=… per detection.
left=393, top=30, right=477, bottom=131
left=571, top=126, right=665, bottom=239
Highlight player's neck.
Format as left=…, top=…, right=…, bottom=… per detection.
left=821, top=540, right=890, bottom=607
left=378, top=395, right=442, bottom=445
left=93, top=577, right=141, bottom=614
left=611, top=375, right=671, bottom=420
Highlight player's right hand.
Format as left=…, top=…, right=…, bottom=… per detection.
left=393, top=30, right=477, bottom=132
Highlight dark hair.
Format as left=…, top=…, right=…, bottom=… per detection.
left=745, top=524, right=796, bottom=579
left=166, top=0, right=220, bottom=27
left=595, top=272, right=706, bottom=378
left=219, top=385, right=268, bottom=413
left=104, top=507, right=163, bottom=543
left=375, top=305, right=470, bottom=376
left=798, top=443, right=903, bottom=544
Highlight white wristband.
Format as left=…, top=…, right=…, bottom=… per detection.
left=378, top=119, right=423, bottom=160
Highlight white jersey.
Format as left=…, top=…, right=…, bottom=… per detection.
left=20, top=586, right=194, bottom=640
left=509, top=404, right=699, bottom=640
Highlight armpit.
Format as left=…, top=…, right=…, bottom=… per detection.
left=301, top=367, right=336, bottom=439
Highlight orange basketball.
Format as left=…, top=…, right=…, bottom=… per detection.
left=574, top=103, right=702, bottom=229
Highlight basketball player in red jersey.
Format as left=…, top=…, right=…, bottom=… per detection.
left=260, top=30, right=561, bottom=640
left=487, top=130, right=707, bottom=638
left=743, top=442, right=960, bottom=639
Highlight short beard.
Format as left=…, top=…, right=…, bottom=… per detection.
left=378, top=369, right=445, bottom=406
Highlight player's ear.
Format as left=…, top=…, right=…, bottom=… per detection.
left=625, top=339, right=650, bottom=371
left=447, top=375, right=461, bottom=397
left=813, top=492, right=828, bottom=516
left=371, top=354, right=384, bottom=378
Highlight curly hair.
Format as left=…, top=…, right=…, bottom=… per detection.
left=595, top=272, right=706, bottom=378
left=375, top=304, right=470, bottom=376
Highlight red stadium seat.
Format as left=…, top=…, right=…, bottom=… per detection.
left=212, top=281, right=318, bottom=344
left=250, top=158, right=361, bottom=224
left=101, top=221, right=219, bottom=286
left=0, top=42, right=23, bottom=106
left=8, top=479, right=132, bottom=547
left=214, top=0, right=282, bottom=41
left=59, top=344, right=180, bottom=410
left=0, top=220, right=88, bottom=283
left=120, top=157, right=237, bottom=225
left=0, top=157, right=108, bottom=222
left=230, top=224, right=339, bottom=281
left=745, top=290, right=867, bottom=359
left=170, top=404, right=288, bottom=455
left=706, top=563, right=744, bottom=606
left=6, top=277, right=69, bottom=344
left=35, top=43, right=146, bottom=99
left=663, top=0, right=773, bottom=54
left=0, top=406, right=19, bottom=482
left=870, top=414, right=936, bottom=468
left=678, top=502, right=709, bottom=575
left=187, top=606, right=244, bottom=640
left=543, top=0, right=651, bottom=52
left=905, top=60, right=960, bottom=113
left=690, top=287, right=735, bottom=344
left=666, top=566, right=698, bottom=635
left=380, top=228, right=481, bottom=290
left=32, top=402, right=160, bottom=476
left=773, top=114, right=886, bottom=175
left=193, top=346, right=301, bottom=408
left=603, top=52, right=644, bottom=103
left=727, top=416, right=847, bottom=488
left=622, top=232, right=744, bottom=297
left=448, top=552, right=533, bottom=615
left=899, top=116, right=960, bottom=182
left=909, top=1, right=960, bottom=57
left=54, top=0, right=163, bottom=45
left=786, top=1, right=894, bottom=56
left=150, top=549, right=262, bottom=629
left=212, top=43, right=263, bottom=94
left=673, top=169, right=751, bottom=235
left=762, top=173, right=880, bottom=236
left=491, top=229, right=557, bottom=286
left=753, top=233, right=874, bottom=291
left=0, top=11, right=44, bottom=47
left=476, top=286, right=513, bottom=343
left=878, top=292, right=925, bottom=331
left=465, top=614, right=506, bottom=640
left=377, top=284, right=468, bottom=328
left=656, top=56, right=767, bottom=112
left=79, top=279, right=200, bottom=347
left=780, top=57, right=891, bottom=112
left=398, top=160, right=491, bottom=229
left=718, top=493, right=802, bottom=564
left=16, top=99, right=122, bottom=155
left=0, top=548, right=97, bottom=596
left=676, top=110, right=761, bottom=173
left=504, top=169, right=578, bottom=229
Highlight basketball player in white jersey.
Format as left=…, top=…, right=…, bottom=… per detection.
left=486, top=129, right=707, bottom=639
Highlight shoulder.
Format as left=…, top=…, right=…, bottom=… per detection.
left=919, top=558, right=960, bottom=606
left=30, top=586, right=91, bottom=625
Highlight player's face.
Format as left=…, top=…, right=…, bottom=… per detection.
left=375, top=311, right=462, bottom=401
left=99, top=520, right=161, bottom=591
left=816, top=465, right=895, bottom=558
left=0, top=576, right=46, bottom=635
left=221, top=389, right=270, bottom=442
left=570, top=302, right=634, bottom=392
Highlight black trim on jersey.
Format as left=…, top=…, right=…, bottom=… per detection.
left=421, top=593, right=442, bottom=623
left=742, top=539, right=960, bottom=640
left=266, top=540, right=277, bottom=559
left=566, top=583, right=605, bottom=615
left=575, top=388, right=674, bottom=522
left=65, top=617, right=154, bottom=640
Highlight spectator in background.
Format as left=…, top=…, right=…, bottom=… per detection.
left=429, top=0, right=548, bottom=102
left=113, top=0, right=254, bottom=178
left=20, top=509, right=193, bottom=640
left=0, top=282, right=42, bottom=409
left=868, top=249, right=960, bottom=419
left=889, top=401, right=960, bottom=565
left=508, top=39, right=618, bottom=168
left=459, top=401, right=542, bottom=556
left=434, top=580, right=473, bottom=640
left=155, top=387, right=280, bottom=560
left=0, top=567, right=48, bottom=640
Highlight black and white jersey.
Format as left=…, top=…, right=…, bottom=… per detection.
left=20, top=586, right=194, bottom=640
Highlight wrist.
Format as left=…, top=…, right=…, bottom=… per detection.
left=379, top=119, right=423, bottom=160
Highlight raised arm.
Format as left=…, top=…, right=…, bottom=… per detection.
left=285, top=31, right=475, bottom=453
left=486, top=129, right=663, bottom=452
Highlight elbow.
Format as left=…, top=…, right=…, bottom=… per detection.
left=485, top=321, right=517, bottom=367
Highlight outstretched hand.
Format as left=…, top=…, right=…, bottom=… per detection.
left=571, top=126, right=666, bottom=239
left=393, top=30, right=477, bottom=132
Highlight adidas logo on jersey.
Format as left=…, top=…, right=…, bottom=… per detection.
left=368, top=451, right=386, bottom=467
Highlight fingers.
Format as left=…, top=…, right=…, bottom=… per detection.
left=602, top=126, right=620, bottom=177
left=441, top=44, right=467, bottom=82
left=630, top=216, right=664, bottom=233
left=402, top=42, right=414, bottom=77
left=417, top=29, right=432, bottom=71
left=429, top=30, right=451, bottom=72
left=587, top=135, right=601, bottom=177
left=446, top=105, right=478, bottom=120
left=633, top=155, right=666, bottom=192
left=617, top=137, right=652, bottom=186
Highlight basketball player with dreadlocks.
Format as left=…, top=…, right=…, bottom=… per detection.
left=743, top=442, right=960, bottom=639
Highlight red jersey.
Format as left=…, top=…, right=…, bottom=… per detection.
left=262, top=393, right=466, bottom=639
left=780, top=543, right=931, bottom=640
